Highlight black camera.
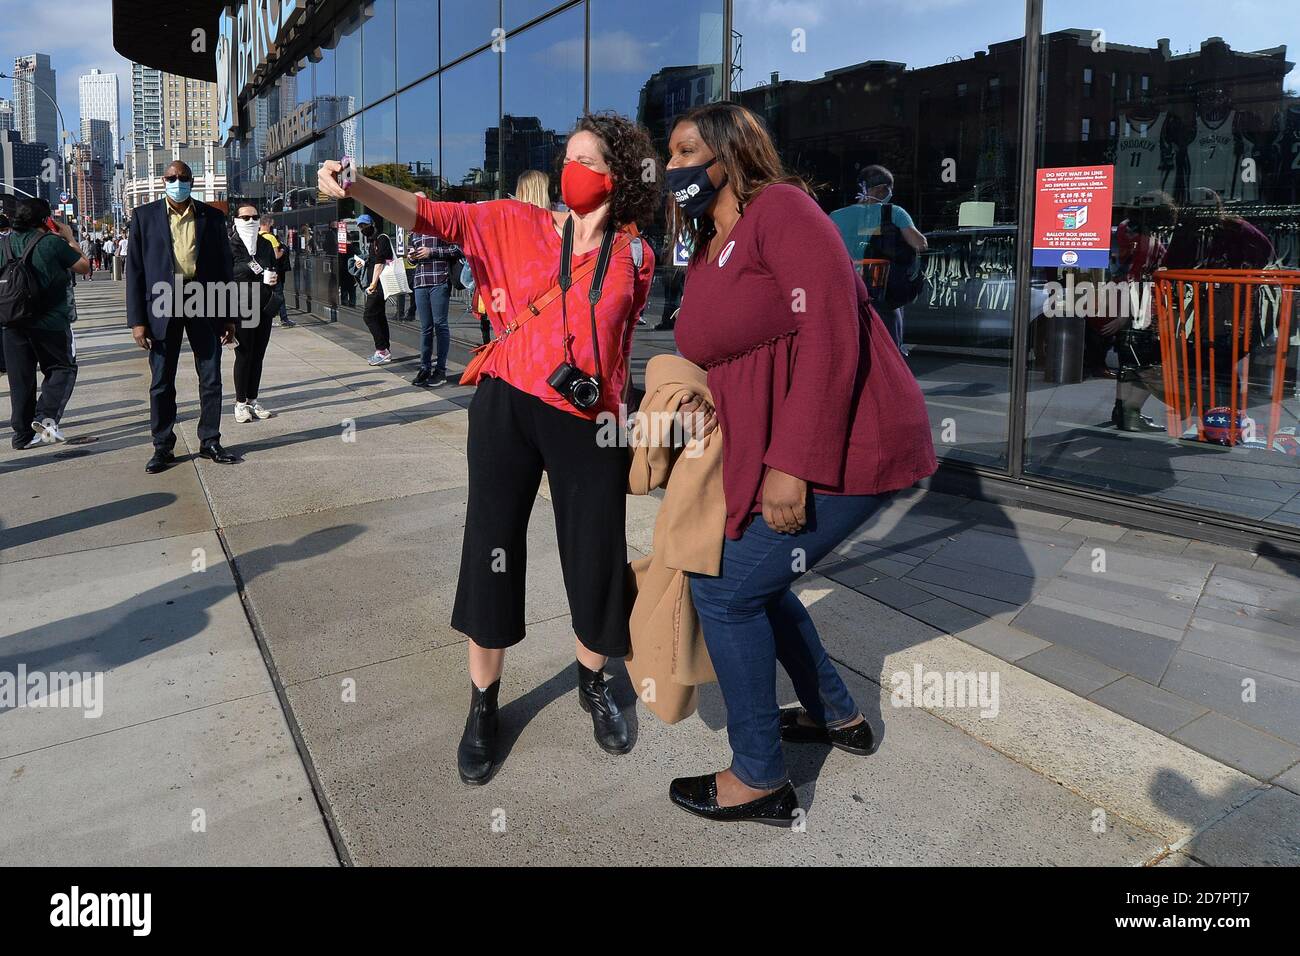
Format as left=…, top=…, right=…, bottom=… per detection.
left=547, top=361, right=601, bottom=411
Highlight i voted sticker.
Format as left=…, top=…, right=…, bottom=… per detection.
left=717, top=240, right=736, bottom=268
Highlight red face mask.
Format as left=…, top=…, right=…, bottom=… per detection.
left=561, top=161, right=614, bottom=214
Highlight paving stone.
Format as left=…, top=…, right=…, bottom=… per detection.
left=1118, top=529, right=1190, bottom=554
left=1252, top=552, right=1300, bottom=578
left=1063, top=542, right=1212, bottom=601
left=1181, top=541, right=1260, bottom=569
left=1184, top=787, right=1300, bottom=866
left=1160, top=649, right=1300, bottom=745
left=1088, top=676, right=1208, bottom=735
left=927, top=528, right=1075, bottom=582
left=1272, top=761, right=1300, bottom=795
left=1183, top=615, right=1300, bottom=683
left=1204, top=565, right=1300, bottom=615
left=1061, top=518, right=1128, bottom=540
left=902, top=598, right=988, bottom=635
left=852, top=576, right=936, bottom=610
left=1194, top=594, right=1300, bottom=631
left=1034, top=575, right=1194, bottom=635
left=905, top=578, right=1023, bottom=620
left=904, top=557, right=1038, bottom=606
left=1172, top=712, right=1300, bottom=780
left=1017, top=644, right=1127, bottom=697
left=1011, top=602, right=1180, bottom=683
left=955, top=619, right=1051, bottom=662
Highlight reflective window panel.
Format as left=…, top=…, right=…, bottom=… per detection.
left=1025, top=1, right=1300, bottom=529
left=732, top=0, right=1029, bottom=468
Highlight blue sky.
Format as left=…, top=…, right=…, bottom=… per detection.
left=3, top=0, right=1293, bottom=155
left=1, top=0, right=132, bottom=148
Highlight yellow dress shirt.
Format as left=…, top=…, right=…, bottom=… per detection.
left=167, top=200, right=197, bottom=279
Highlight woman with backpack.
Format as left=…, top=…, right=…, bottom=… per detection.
left=0, top=198, right=91, bottom=449
left=319, top=112, right=657, bottom=786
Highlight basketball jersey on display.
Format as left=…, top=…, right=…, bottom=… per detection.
left=1269, top=107, right=1300, bottom=203
left=1115, top=112, right=1171, bottom=203
left=1188, top=110, right=1239, bottom=198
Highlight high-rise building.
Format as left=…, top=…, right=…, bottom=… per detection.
left=163, top=72, right=219, bottom=148
left=79, top=68, right=121, bottom=163
left=0, top=97, right=14, bottom=131
left=82, top=117, right=114, bottom=171
left=133, top=63, right=219, bottom=150
left=12, top=54, right=59, bottom=152
left=0, top=128, right=50, bottom=203
left=131, top=63, right=163, bottom=148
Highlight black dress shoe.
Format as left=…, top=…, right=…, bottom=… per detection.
left=457, top=680, right=499, bottom=785
left=198, top=442, right=239, bottom=464
left=779, top=707, right=877, bottom=755
left=576, top=662, right=631, bottom=755
left=145, top=449, right=175, bottom=474
left=668, top=773, right=799, bottom=826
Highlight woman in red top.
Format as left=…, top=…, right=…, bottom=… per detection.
left=663, top=102, right=937, bottom=825
left=318, top=113, right=658, bottom=785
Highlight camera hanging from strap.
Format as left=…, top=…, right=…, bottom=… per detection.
left=558, top=215, right=617, bottom=382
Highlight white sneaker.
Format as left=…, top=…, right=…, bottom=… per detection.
left=31, top=420, right=65, bottom=444
left=250, top=400, right=272, bottom=420
left=23, top=433, right=44, bottom=449
left=368, top=350, right=392, bottom=366
left=234, top=402, right=253, bottom=423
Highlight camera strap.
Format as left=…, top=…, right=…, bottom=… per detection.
left=558, top=216, right=617, bottom=381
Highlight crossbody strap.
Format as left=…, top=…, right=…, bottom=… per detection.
left=494, top=231, right=632, bottom=339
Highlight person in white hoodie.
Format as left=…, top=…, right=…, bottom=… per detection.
left=228, top=204, right=281, bottom=423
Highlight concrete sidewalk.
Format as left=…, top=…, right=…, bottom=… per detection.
left=2, top=277, right=1296, bottom=866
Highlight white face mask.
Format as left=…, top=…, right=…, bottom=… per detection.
left=235, top=218, right=259, bottom=253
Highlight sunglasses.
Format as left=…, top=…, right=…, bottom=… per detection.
left=163, top=174, right=193, bottom=183
left=236, top=214, right=259, bottom=221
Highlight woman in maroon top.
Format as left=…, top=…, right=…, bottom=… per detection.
left=664, top=102, right=936, bottom=825
left=319, top=114, right=658, bottom=786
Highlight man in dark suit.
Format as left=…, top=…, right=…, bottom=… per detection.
left=126, top=160, right=239, bottom=473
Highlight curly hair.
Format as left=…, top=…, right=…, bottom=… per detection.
left=569, top=111, right=662, bottom=230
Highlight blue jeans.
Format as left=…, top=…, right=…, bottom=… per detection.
left=688, top=492, right=891, bottom=790
left=415, top=283, right=451, bottom=374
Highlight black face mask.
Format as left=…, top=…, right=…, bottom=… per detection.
left=667, top=157, right=726, bottom=220
left=359, top=225, right=374, bottom=238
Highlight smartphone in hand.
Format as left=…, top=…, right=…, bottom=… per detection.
left=339, top=156, right=356, bottom=190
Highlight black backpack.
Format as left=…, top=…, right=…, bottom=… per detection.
left=863, top=204, right=923, bottom=309
left=0, top=234, right=48, bottom=329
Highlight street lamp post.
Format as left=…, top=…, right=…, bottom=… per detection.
left=1, top=69, right=75, bottom=203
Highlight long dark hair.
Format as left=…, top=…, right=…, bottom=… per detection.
left=667, top=102, right=812, bottom=261
left=570, top=111, right=661, bottom=230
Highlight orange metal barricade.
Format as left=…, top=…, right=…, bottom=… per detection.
left=1152, top=269, right=1300, bottom=446
left=859, top=257, right=891, bottom=291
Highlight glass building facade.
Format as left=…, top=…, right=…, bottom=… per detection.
left=224, top=0, right=1300, bottom=544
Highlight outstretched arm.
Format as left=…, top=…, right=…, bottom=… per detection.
left=318, top=160, right=419, bottom=232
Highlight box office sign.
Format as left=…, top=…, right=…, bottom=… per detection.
left=263, top=101, right=318, bottom=162
left=1032, top=165, right=1114, bottom=269
left=216, top=0, right=310, bottom=145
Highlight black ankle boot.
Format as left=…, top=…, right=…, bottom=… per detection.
left=457, top=680, right=499, bottom=785
left=576, top=663, right=631, bottom=755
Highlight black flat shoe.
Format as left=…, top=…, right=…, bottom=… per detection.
left=576, top=662, right=630, bottom=755
left=145, top=449, right=175, bottom=474
left=457, top=680, right=499, bottom=786
left=198, top=442, right=239, bottom=464
left=668, top=773, right=799, bottom=826
left=779, top=707, right=877, bottom=756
